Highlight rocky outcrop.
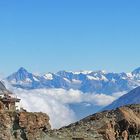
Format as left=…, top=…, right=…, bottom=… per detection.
left=0, top=101, right=51, bottom=140
left=47, top=104, right=140, bottom=140
left=0, top=99, right=140, bottom=140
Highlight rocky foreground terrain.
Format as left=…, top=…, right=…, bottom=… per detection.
left=0, top=102, right=140, bottom=140
left=47, top=104, right=140, bottom=140
left=0, top=101, right=51, bottom=140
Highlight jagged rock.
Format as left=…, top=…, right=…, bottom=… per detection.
left=18, top=111, right=51, bottom=139
left=0, top=101, right=51, bottom=140
left=0, top=100, right=140, bottom=140
left=47, top=104, right=140, bottom=140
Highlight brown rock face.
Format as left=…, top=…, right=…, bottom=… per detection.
left=0, top=97, right=140, bottom=140
left=18, top=112, right=51, bottom=139
left=0, top=101, right=4, bottom=112
left=19, top=112, right=51, bottom=131
left=47, top=104, right=140, bottom=140
left=0, top=101, right=51, bottom=140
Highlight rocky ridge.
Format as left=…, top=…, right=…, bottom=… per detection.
left=103, top=86, right=140, bottom=111
left=0, top=98, right=140, bottom=140
left=47, top=104, right=140, bottom=140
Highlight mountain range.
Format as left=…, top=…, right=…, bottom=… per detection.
left=5, top=67, right=140, bottom=118
left=103, top=86, right=140, bottom=111
left=6, top=67, right=140, bottom=94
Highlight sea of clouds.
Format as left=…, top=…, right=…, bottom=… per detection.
left=7, top=85, right=126, bottom=128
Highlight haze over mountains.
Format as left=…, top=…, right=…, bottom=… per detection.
left=6, top=67, right=140, bottom=94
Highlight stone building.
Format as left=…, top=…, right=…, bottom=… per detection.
left=0, top=94, right=21, bottom=111
left=0, top=81, right=21, bottom=111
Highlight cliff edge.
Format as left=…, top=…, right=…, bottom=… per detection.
left=0, top=101, right=51, bottom=140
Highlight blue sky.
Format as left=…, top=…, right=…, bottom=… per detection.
left=0, top=0, right=140, bottom=75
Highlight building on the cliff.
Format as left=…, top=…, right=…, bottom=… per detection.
left=0, top=81, right=21, bottom=111
left=0, top=94, right=21, bottom=111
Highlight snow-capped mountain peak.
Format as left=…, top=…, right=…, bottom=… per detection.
left=18, top=67, right=28, bottom=73
left=44, top=73, right=53, bottom=80
left=6, top=67, right=140, bottom=94
left=7, top=67, right=30, bottom=82
left=72, top=70, right=93, bottom=75
left=7, top=67, right=39, bottom=86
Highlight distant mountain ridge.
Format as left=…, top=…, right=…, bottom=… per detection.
left=6, top=67, right=140, bottom=94
left=103, top=86, right=140, bottom=111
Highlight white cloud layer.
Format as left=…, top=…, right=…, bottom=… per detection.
left=7, top=86, right=125, bottom=128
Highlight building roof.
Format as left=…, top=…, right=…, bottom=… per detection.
left=1, top=98, right=20, bottom=103
left=0, top=94, right=20, bottom=103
